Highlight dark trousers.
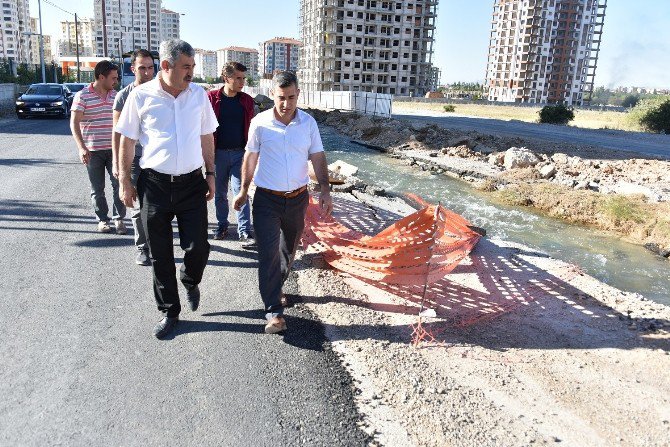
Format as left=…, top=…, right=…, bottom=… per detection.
left=252, top=188, right=309, bottom=319
left=86, top=149, right=126, bottom=222
left=137, top=170, right=210, bottom=317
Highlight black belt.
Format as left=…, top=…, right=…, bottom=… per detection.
left=144, top=168, right=202, bottom=183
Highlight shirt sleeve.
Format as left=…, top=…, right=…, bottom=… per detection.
left=71, top=91, right=85, bottom=112
left=115, top=89, right=141, bottom=140
left=200, top=90, right=219, bottom=135
left=113, top=89, right=126, bottom=112
left=307, top=117, right=324, bottom=155
left=245, top=117, right=261, bottom=153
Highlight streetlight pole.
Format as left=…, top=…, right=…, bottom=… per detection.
left=74, top=13, right=81, bottom=82
left=37, top=0, right=46, bottom=83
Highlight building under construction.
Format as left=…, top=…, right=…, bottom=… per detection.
left=485, top=0, right=606, bottom=105
left=299, top=0, right=440, bottom=96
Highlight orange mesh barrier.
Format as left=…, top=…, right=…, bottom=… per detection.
left=303, top=196, right=482, bottom=286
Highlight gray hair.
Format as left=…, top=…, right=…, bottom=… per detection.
left=159, top=39, right=195, bottom=66
left=272, top=71, right=299, bottom=89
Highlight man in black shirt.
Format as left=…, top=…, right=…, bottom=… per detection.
left=207, top=62, right=256, bottom=248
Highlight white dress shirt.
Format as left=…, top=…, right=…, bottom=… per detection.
left=245, top=108, right=324, bottom=191
left=115, top=75, right=219, bottom=175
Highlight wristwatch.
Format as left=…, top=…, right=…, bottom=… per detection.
left=205, top=171, right=215, bottom=177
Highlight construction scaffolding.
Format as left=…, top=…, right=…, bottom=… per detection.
left=298, top=0, right=439, bottom=97
left=485, top=0, right=607, bottom=106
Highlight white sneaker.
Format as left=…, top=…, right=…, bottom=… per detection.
left=114, top=219, right=127, bottom=235
left=97, top=221, right=112, bottom=233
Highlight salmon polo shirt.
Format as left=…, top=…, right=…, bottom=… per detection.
left=71, top=83, right=116, bottom=151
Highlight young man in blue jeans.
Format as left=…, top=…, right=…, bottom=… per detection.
left=207, top=61, right=256, bottom=248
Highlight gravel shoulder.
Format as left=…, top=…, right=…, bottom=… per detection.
left=293, top=190, right=670, bottom=447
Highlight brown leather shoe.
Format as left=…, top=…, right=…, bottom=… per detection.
left=280, top=293, right=289, bottom=307
left=264, top=316, right=287, bottom=334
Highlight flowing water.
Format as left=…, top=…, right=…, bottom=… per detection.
left=320, top=126, right=670, bottom=305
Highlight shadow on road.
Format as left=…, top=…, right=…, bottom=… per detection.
left=164, top=309, right=333, bottom=352
left=0, top=158, right=78, bottom=168
left=0, top=116, right=72, bottom=136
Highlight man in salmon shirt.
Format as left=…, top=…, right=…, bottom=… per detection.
left=70, top=60, right=127, bottom=234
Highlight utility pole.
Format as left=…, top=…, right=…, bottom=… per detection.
left=37, top=0, right=46, bottom=83
left=74, top=13, right=81, bottom=82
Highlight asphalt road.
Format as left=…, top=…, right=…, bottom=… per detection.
left=0, top=117, right=370, bottom=446
left=392, top=111, right=670, bottom=159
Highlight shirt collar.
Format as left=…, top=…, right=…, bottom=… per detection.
left=153, top=73, right=193, bottom=96
left=271, top=108, right=302, bottom=126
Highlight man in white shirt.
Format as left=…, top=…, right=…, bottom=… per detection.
left=233, top=71, right=333, bottom=334
left=116, top=39, right=219, bottom=339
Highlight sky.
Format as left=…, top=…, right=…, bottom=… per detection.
left=30, top=0, right=670, bottom=89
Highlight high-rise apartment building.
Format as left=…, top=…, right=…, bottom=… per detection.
left=160, top=8, right=180, bottom=42
left=0, top=0, right=31, bottom=62
left=94, top=0, right=162, bottom=57
left=58, top=17, right=95, bottom=58
left=216, top=46, right=259, bottom=79
left=485, top=0, right=606, bottom=105
left=29, top=18, right=51, bottom=64
left=259, top=37, right=300, bottom=78
left=194, top=48, right=217, bottom=80
left=298, top=0, right=440, bottom=96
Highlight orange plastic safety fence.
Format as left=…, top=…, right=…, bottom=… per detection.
left=303, top=196, right=481, bottom=286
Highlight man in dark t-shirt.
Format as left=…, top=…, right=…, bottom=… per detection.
left=207, top=62, right=256, bottom=248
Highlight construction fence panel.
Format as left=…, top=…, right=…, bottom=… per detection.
left=242, top=87, right=392, bottom=118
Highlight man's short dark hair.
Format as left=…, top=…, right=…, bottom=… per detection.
left=272, top=71, right=298, bottom=89
left=94, top=60, right=118, bottom=79
left=131, top=49, right=153, bottom=65
left=222, top=62, right=247, bottom=80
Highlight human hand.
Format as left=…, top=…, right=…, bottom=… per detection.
left=119, top=179, right=137, bottom=208
left=79, top=147, right=90, bottom=165
left=205, top=175, right=215, bottom=201
left=319, top=190, right=333, bottom=216
left=233, top=191, right=248, bottom=211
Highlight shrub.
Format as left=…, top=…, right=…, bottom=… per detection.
left=443, top=104, right=456, bottom=112
left=538, top=104, right=575, bottom=125
left=621, top=94, right=640, bottom=108
left=600, top=195, right=648, bottom=224
left=629, top=97, right=670, bottom=134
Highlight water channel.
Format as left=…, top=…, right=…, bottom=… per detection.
left=320, top=126, right=670, bottom=306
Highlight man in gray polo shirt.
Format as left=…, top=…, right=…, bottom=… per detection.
left=112, top=49, right=155, bottom=265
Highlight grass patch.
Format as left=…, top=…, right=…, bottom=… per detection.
left=443, top=104, right=456, bottom=112
left=393, top=102, right=645, bottom=132
left=600, top=195, right=648, bottom=224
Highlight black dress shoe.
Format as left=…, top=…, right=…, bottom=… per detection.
left=153, top=316, right=178, bottom=339
left=186, top=286, right=200, bottom=311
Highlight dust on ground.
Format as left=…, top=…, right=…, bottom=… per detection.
left=308, top=109, right=670, bottom=258
left=290, top=190, right=670, bottom=447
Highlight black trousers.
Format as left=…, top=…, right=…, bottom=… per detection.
left=137, top=170, right=210, bottom=317
left=252, top=188, right=309, bottom=319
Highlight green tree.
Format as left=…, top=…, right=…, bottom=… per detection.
left=246, top=76, right=257, bottom=87
left=621, top=94, right=640, bottom=108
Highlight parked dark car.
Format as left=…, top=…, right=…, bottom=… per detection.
left=63, top=82, right=88, bottom=94
left=15, top=83, right=73, bottom=119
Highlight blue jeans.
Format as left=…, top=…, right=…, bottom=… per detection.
left=86, top=149, right=126, bottom=222
left=214, top=149, right=251, bottom=236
